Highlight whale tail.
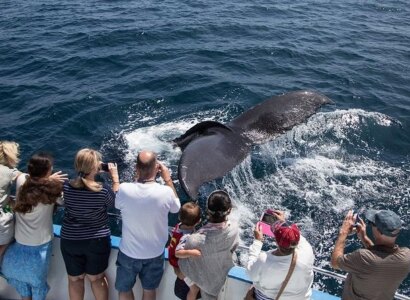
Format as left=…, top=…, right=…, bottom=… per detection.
left=174, top=90, right=331, bottom=199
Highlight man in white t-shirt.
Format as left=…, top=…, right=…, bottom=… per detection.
left=115, top=151, right=181, bottom=300
left=246, top=211, right=314, bottom=300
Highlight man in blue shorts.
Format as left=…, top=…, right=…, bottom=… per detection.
left=115, top=150, right=181, bottom=300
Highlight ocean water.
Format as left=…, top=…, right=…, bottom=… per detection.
left=1, top=0, right=409, bottom=296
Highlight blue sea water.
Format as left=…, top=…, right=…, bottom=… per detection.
left=1, top=0, right=409, bottom=296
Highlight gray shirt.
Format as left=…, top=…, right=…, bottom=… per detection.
left=179, top=220, right=239, bottom=299
left=0, top=164, right=19, bottom=207
left=338, top=245, right=410, bottom=300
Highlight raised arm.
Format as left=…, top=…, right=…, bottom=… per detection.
left=158, top=161, right=178, bottom=197
left=108, top=163, right=120, bottom=192
left=246, top=223, right=264, bottom=282
left=331, top=210, right=354, bottom=269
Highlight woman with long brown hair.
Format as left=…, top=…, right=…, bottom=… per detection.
left=1, top=152, right=63, bottom=300
left=60, top=148, right=119, bottom=300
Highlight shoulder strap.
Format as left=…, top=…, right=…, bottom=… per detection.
left=275, top=250, right=297, bottom=300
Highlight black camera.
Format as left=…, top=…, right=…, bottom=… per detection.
left=100, top=163, right=109, bottom=172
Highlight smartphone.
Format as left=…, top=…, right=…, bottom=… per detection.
left=257, top=210, right=277, bottom=237
left=353, top=210, right=362, bottom=227
left=100, top=163, right=109, bottom=172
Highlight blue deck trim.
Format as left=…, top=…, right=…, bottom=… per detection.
left=53, top=224, right=61, bottom=236
left=52, top=226, right=338, bottom=299
left=228, top=266, right=252, bottom=283
left=312, top=290, right=340, bottom=300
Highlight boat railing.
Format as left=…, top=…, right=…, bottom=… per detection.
left=235, top=244, right=410, bottom=300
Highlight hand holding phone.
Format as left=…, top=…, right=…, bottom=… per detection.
left=254, top=223, right=264, bottom=241
left=100, top=163, right=109, bottom=172
left=256, top=210, right=277, bottom=237
left=353, top=211, right=361, bottom=227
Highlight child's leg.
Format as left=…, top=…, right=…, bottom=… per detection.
left=173, top=266, right=184, bottom=280
left=186, top=284, right=200, bottom=300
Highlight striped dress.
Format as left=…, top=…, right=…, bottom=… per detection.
left=61, top=181, right=115, bottom=240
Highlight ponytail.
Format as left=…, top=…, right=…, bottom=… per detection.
left=69, top=175, right=102, bottom=192
left=70, top=148, right=103, bottom=192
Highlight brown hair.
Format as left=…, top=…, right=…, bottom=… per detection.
left=14, top=153, right=62, bottom=214
left=207, top=190, right=232, bottom=223
left=0, top=141, right=20, bottom=168
left=69, top=148, right=102, bottom=192
left=179, top=202, right=201, bottom=226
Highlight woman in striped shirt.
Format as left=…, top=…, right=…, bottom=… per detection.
left=60, top=148, right=119, bottom=300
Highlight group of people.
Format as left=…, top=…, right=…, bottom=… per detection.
left=0, top=140, right=409, bottom=300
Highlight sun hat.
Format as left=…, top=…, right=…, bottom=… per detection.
left=272, top=221, right=300, bottom=249
left=365, top=209, right=402, bottom=237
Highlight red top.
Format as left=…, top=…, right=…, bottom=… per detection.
left=168, top=223, right=184, bottom=268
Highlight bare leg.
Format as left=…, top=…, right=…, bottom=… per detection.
left=119, top=290, right=134, bottom=300
left=87, top=272, right=109, bottom=300
left=187, top=284, right=200, bottom=300
left=142, top=289, right=156, bottom=300
left=68, top=274, right=85, bottom=300
left=173, top=267, right=185, bottom=280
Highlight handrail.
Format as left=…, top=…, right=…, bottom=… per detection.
left=236, top=244, right=410, bottom=300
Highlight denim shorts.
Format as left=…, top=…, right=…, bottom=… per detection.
left=1, top=240, right=52, bottom=300
left=115, top=250, right=164, bottom=291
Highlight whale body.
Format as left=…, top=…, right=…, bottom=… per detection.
left=173, top=90, right=332, bottom=199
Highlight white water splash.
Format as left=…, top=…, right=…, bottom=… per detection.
left=119, top=108, right=408, bottom=259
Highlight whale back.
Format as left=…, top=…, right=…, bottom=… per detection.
left=229, top=90, right=331, bottom=140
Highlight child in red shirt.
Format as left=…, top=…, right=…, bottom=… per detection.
left=168, top=202, right=202, bottom=300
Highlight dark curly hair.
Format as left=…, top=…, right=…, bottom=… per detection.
left=207, top=190, right=232, bottom=223
left=14, top=153, right=63, bottom=214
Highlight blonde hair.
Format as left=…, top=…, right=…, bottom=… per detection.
left=69, top=148, right=102, bottom=192
left=0, top=141, right=20, bottom=168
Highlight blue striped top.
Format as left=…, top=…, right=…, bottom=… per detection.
left=61, top=181, right=115, bottom=240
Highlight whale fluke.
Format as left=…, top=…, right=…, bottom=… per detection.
left=174, top=90, right=331, bottom=199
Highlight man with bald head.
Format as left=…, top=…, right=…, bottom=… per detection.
left=331, top=209, right=410, bottom=300
left=115, top=151, right=180, bottom=300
